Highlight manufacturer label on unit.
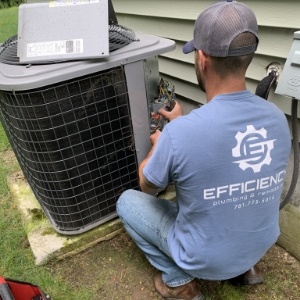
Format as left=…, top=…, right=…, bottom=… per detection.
left=49, top=0, right=99, bottom=7
left=26, top=39, right=84, bottom=57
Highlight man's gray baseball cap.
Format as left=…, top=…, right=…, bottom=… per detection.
left=183, top=0, right=259, bottom=57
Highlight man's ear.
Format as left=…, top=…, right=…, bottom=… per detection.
left=199, top=50, right=208, bottom=70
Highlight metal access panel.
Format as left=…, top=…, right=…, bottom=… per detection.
left=276, top=31, right=300, bottom=99
left=17, top=0, right=109, bottom=63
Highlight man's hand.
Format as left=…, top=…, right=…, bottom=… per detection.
left=138, top=129, right=161, bottom=195
left=150, top=129, right=161, bottom=146
left=158, top=101, right=183, bottom=121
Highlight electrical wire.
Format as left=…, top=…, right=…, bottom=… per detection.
left=255, top=68, right=298, bottom=210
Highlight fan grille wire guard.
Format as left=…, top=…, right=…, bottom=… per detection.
left=0, top=35, right=18, bottom=65
left=108, top=24, right=137, bottom=52
left=0, top=67, right=139, bottom=234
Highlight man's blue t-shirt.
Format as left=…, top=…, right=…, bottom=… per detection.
left=143, top=90, right=291, bottom=280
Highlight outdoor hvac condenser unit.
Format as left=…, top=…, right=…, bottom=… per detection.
left=0, top=3, right=175, bottom=234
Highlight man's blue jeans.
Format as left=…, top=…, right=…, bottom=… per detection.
left=116, top=189, right=194, bottom=287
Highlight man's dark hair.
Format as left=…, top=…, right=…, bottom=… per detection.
left=210, top=32, right=257, bottom=77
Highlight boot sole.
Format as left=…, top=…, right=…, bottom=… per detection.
left=166, top=294, right=204, bottom=300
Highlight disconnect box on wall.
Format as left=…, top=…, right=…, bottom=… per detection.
left=276, top=31, right=300, bottom=100
left=17, top=0, right=109, bottom=64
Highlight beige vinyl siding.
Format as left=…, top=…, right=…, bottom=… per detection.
left=113, top=0, right=300, bottom=115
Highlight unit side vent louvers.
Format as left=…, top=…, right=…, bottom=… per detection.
left=0, top=67, right=139, bottom=233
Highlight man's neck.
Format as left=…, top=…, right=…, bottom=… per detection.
left=205, top=77, right=247, bottom=103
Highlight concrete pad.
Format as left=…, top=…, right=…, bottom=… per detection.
left=7, top=171, right=124, bottom=265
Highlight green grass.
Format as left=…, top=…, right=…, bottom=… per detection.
left=0, top=129, right=96, bottom=300
left=0, top=124, right=16, bottom=198
left=0, top=6, right=18, bottom=42
left=0, top=124, right=10, bottom=151
left=0, top=132, right=96, bottom=300
left=0, top=7, right=95, bottom=300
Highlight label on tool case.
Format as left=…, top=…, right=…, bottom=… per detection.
left=26, top=39, right=84, bottom=57
left=49, top=0, right=100, bottom=7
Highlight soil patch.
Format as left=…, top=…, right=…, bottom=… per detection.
left=48, top=231, right=300, bottom=300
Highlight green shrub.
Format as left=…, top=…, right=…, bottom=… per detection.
left=0, top=0, right=23, bottom=9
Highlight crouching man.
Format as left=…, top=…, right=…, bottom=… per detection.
left=117, top=1, right=291, bottom=299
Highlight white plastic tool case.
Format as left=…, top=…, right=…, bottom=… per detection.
left=18, top=0, right=109, bottom=63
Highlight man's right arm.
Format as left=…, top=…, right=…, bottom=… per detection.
left=139, top=101, right=183, bottom=195
left=138, top=130, right=161, bottom=195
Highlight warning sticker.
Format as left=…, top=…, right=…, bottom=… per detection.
left=26, top=39, right=84, bottom=57
left=49, top=0, right=99, bottom=7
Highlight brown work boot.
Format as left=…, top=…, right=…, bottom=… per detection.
left=154, top=273, right=204, bottom=300
left=228, top=265, right=264, bottom=286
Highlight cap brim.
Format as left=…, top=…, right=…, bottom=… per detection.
left=183, top=40, right=196, bottom=54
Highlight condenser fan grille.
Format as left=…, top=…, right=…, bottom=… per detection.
left=0, top=35, right=18, bottom=65
left=108, top=24, right=137, bottom=52
left=0, top=66, right=139, bottom=234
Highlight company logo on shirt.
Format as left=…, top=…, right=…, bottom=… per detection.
left=232, top=125, right=276, bottom=173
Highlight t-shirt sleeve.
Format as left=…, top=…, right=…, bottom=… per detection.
left=143, top=128, right=174, bottom=189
